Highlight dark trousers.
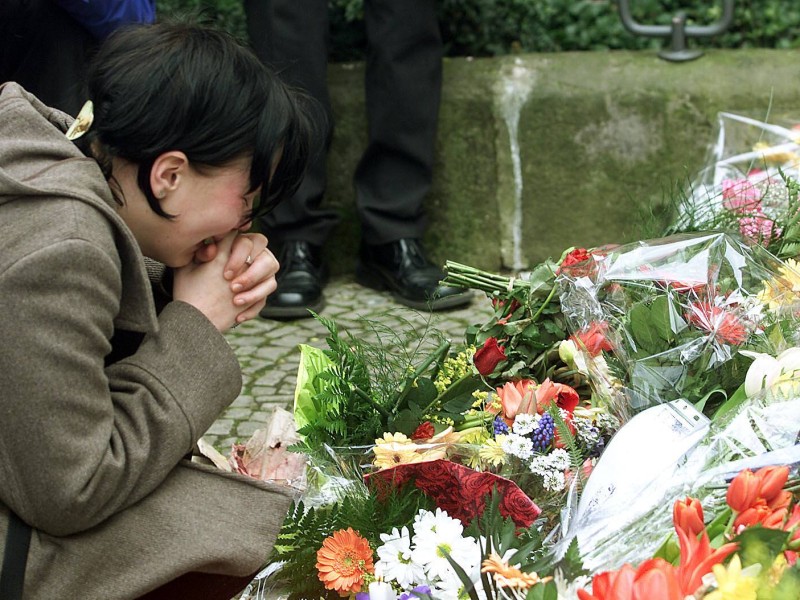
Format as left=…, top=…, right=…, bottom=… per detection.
left=244, top=0, right=443, bottom=246
left=0, top=0, right=96, bottom=116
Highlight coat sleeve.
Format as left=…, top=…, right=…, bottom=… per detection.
left=0, top=237, right=242, bottom=535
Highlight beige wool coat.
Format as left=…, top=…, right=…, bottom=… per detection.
left=0, top=83, right=294, bottom=598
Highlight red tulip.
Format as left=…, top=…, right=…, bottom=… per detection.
left=675, top=514, right=738, bottom=594
left=572, top=321, right=614, bottom=357
left=768, top=490, right=793, bottom=512
left=726, top=469, right=760, bottom=512
left=577, top=559, right=682, bottom=600
left=631, top=559, right=682, bottom=600
left=673, top=497, right=705, bottom=538
left=756, top=465, right=790, bottom=502
left=577, top=563, right=636, bottom=600
left=734, top=499, right=772, bottom=530
left=474, top=337, right=507, bottom=376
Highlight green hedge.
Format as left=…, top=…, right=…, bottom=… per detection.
left=157, top=0, right=800, bottom=59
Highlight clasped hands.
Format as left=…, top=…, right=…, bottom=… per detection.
left=172, top=231, right=277, bottom=331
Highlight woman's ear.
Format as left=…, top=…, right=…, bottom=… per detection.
left=150, top=151, right=189, bottom=199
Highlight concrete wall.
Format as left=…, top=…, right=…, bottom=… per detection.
left=318, top=49, right=800, bottom=274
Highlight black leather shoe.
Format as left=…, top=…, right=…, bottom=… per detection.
left=259, top=240, right=327, bottom=320
left=356, top=239, right=472, bottom=311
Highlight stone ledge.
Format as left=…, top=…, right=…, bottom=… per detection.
left=314, top=49, right=800, bottom=273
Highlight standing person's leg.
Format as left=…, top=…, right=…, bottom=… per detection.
left=245, top=0, right=338, bottom=318
left=355, top=0, right=471, bottom=310
left=0, top=0, right=97, bottom=116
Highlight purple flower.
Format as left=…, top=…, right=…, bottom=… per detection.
left=399, top=585, right=432, bottom=600
left=493, top=416, right=510, bottom=435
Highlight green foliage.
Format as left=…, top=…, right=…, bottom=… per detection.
left=157, top=0, right=800, bottom=60
left=292, top=312, right=489, bottom=451
left=271, top=487, right=436, bottom=599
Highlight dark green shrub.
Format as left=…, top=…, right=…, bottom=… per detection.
left=156, top=0, right=800, bottom=59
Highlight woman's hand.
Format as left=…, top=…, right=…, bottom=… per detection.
left=225, top=232, right=279, bottom=323
left=172, top=232, right=278, bottom=331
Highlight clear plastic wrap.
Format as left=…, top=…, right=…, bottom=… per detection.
left=553, top=389, right=800, bottom=575
left=557, top=232, right=800, bottom=423
left=670, top=112, right=800, bottom=257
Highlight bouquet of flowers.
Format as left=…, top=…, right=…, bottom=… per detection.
left=556, top=232, right=800, bottom=423
left=668, top=112, right=800, bottom=261
left=576, top=463, right=800, bottom=600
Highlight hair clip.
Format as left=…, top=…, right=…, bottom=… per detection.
left=65, top=100, right=94, bottom=141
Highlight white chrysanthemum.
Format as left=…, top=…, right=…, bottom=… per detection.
left=433, top=561, right=487, bottom=600
left=500, top=433, right=534, bottom=460
left=412, top=508, right=464, bottom=539
left=376, top=526, right=425, bottom=588
left=411, top=510, right=478, bottom=583
left=511, top=413, right=539, bottom=436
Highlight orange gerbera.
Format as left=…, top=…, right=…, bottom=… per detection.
left=316, top=528, right=374, bottom=594
left=481, top=552, right=551, bottom=589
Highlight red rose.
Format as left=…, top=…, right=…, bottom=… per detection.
left=474, top=337, right=507, bottom=376
left=558, top=248, right=596, bottom=277
left=411, top=421, right=435, bottom=440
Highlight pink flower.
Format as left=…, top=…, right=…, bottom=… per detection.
left=722, top=178, right=762, bottom=214
left=495, top=379, right=537, bottom=423
left=739, top=212, right=781, bottom=245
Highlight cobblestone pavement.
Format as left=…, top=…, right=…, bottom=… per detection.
left=203, top=275, right=493, bottom=453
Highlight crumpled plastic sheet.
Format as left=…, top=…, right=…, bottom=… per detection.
left=550, top=391, right=800, bottom=575
left=557, top=231, right=800, bottom=423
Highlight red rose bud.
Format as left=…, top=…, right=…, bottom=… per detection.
left=411, top=421, right=435, bottom=440
left=560, top=248, right=591, bottom=270
left=726, top=469, right=760, bottom=512
left=474, top=337, right=507, bottom=376
left=673, top=497, right=705, bottom=538
left=755, top=465, right=790, bottom=501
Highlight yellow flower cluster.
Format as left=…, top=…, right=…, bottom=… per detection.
left=433, top=346, right=476, bottom=394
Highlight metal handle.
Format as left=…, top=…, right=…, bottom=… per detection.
left=618, top=0, right=734, bottom=62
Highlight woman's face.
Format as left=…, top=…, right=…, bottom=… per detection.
left=117, top=155, right=259, bottom=267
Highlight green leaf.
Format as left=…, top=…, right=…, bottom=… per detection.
left=293, top=344, right=334, bottom=433
left=437, top=374, right=484, bottom=406
left=629, top=302, right=660, bottom=352
left=650, top=295, right=676, bottom=342
left=526, top=580, right=558, bottom=600
left=391, top=406, right=423, bottom=436
left=403, top=377, right=438, bottom=409
left=557, top=537, right=589, bottom=581
left=712, top=383, right=748, bottom=422
left=736, top=526, right=790, bottom=570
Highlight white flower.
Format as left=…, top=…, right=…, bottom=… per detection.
left=376, top=526, right=425, bottom=588
left=548, top=448, right=570, bottom=471
left=500, top=433, right=534, bottom=460
left=541, top=469, right=566, bottom=492
left=512, top=413, right=539, bottom=436
left=411, top=509, right=478, bottom=583
left=741, top=347, right=800, bottom=397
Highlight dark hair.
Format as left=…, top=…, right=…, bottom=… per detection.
left=76, top=22, right=311, bottom=221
